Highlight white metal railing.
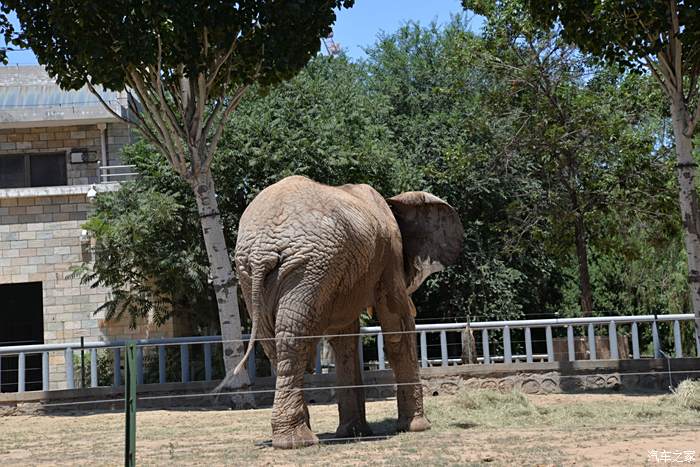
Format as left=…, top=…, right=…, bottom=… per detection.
left=0, top=314, right=698, bottom=394
left=99, top=164, right=138, bottom=183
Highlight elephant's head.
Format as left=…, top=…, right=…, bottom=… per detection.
left=387, top=192, right=463, bottom=294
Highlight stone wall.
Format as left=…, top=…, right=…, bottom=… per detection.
left=0, top=193, right=176, bottom=389
left=106, top=122, right=133, bottom=166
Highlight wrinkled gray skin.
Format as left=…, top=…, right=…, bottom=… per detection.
left=234, top=176, right=463, bottom=449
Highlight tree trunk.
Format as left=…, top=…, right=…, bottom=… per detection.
left=570, top=191, right=594, bottom=316
left=192, top=169, right=251, bottom=388
left=670, top=98, right=700, bottom=343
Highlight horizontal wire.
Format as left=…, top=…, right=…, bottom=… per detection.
left=37, top=367, right=700, bottom=409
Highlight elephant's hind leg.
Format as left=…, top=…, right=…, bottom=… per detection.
left=377, top=294, right=431, bottom=433
left=271, top=327, right=319, bottom=449
left=328, top=320, right=372, bottom=438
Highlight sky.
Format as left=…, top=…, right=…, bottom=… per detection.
left=3, top=1, right=481, bottom=65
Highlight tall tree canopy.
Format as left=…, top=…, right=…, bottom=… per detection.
left=2, top=0, right=354, bottom=386
left=519, top=0, right=700, bottom=347
left=462, top=1, right=675, bottom=316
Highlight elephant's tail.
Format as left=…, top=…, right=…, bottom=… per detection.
left=233, top=262, right=269, bottom=376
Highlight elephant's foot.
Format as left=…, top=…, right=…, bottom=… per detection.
left=272, top=424, right=319, bottom=449
left=397, top=415, right=431, bottom=433
left=335, top=420, right=373, bottom=439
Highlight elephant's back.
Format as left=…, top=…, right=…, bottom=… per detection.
left=238, top=176, right=388, bottom=245
left=236, top=176, right=392, bottom=315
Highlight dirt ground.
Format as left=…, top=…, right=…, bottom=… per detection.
left=1, top=391, right=698, bottom=466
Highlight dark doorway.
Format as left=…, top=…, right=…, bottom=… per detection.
left=0, top=282, right=44, bottom=392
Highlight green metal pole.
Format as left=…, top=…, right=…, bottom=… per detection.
left=124, top=342, right=136, bottom=467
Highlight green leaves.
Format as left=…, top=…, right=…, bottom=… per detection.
left=0, top=9, right=14, bottom=65
left=5, top=0, right=355, bottom=92
left=76, top=11, right=686, bottom=328
left=76, top=142, right=217, bottom=330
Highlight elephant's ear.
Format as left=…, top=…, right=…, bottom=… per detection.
left=387, top=192, right=463, bottom=294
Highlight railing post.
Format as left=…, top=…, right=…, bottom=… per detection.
left=315, top=340, right=322, bottom=374
left=631, top=321, right=640, bottom=359
left=136, top=347, right=144, bottom=385
left=609, top=321, right=619, bottom=360
left=503, top=326, right=512, bottom=364
left=696, top=325, right=700, bottom=358
left=80, top=337, right=86, bottom=389
left=18, top=353, right=26, bottom=393
left=482, top=329, right=490, bottom=364
left=525, top=327, right=533, bottom=363
left=358, top=335, right=364, bottom=371
left=114, top=347, right=121, bottom=386
left=440, top=330, right=448, bottom=367
left=377, top=333, right=386, bottom=370
left=587, top=324, right=596, bottom=360
left=652, top=321, right=661, bottom=358
left=545, top=326, right=554, bottom=362
left=567, top=325, right=575, bottom=362
left=203, top=343, right=212, bottom=382
left=158, top=345, right=166, bottom=384
left=90, top=348, right=98, bottom=387
left=65, top=348, right=74, bottom=389
left=42, top=351, right=49, bottom=391
left=180, top=344, right=189, bottom=383
left=420, top=331, right=428, bottom=368
left=673, top=320, right=683, bottom=358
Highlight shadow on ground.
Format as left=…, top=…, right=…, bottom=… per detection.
left=254, top=417, right=402, bottom=448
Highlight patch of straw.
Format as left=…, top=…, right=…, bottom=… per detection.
left=673, top=379, right=700, bottom=410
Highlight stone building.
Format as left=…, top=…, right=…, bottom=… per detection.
left=0, top=66, right=174, bottom=391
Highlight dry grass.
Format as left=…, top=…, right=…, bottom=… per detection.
left=672, top=379, right=700, bottom=410
left=1, top=389, right=699, bottom=466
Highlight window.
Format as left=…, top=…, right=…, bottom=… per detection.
left=0, top=153, right=67, bottom=188
left=0, top=155, right=25, bottom=188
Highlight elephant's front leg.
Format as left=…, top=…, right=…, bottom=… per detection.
left=328, top=320, right=372, bottom=438
left=377, top=294, right=431, bottom=433
left=271, top=327, right=318, bottom=449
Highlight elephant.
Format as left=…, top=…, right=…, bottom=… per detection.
left=233, top=175, right=463, bottom=449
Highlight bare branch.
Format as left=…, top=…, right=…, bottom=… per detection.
left=203, top=85, right=249, bottom=172
left=86, top=81, right=132, bottom=125
left=207, top=35, right=239, bottom=90
left=127, top=69, right=186, bottom=173
left=201, top=98, right=224, bottom=143
left=125, top=93, right=177, bottom=168
left=657, top=49, right=680, bottom=95
left=669, top=0, right=683, bottom=96
left=193, top=72, right=207, bottom=145
left=644, top=55, right=673, bottom=99
left=150, top=37, right=188, bottom=146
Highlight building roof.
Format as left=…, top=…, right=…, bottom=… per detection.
left=0, top=65, right=127, bottom=129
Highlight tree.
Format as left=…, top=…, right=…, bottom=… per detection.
left=522, top=0, right=700, bottom=350
left=2, top=0, right=354, bottom=385
left=73, top=142, right=219, bottom=333
left=364, top=19, right=564, bottom=322
left=463, top=2, right=673, bottom=316
left=78, top=54, right=402, bottom=332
